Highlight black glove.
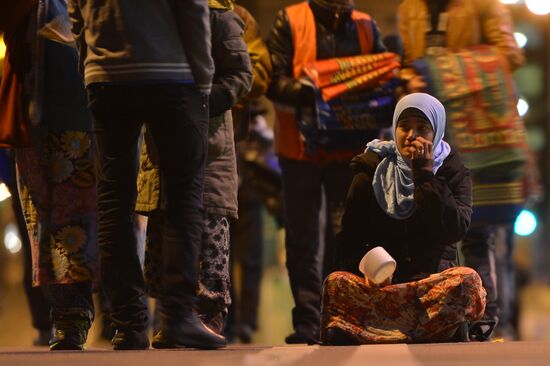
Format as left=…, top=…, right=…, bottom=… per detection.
left=298, top=83, right=316, bottom=108
left=209, top=85, right=232, bottom=118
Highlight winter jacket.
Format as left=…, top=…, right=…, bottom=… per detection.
left=231, top=4, right=272, bottom=141
left=266, top=1, right=386, bottom=161
left=337, top=149, right=472, bottom=282
left=233, top=5, right=272, bottom=99
left=136, top=8, right=252, bottom=220
left=397, top=0, right=524, bottom=71
left=68, top=0, right=214, bottom=93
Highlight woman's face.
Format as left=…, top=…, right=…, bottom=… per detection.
left=395, top=117, right=434, bottom=159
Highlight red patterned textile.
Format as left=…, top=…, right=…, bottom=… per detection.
left=321, top=267, right=486, bottom=344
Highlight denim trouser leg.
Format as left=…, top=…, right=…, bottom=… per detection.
left=88, top=84, right=208, bottom=330
left=460, top=224, right=498, bottom=323
left=280, top=158, right=323, bottom=336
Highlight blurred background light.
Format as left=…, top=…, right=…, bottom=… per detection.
left=514, top=32, right=528, bottom=48
left=0, top=34, right=6, bottom=61
left=0, top=183, right=11, bottom=202
left=514, top=209, right=538, bottom=236
left=500, top=0, right=520, bottom=4
left=526, top=0, right=550, bottom=15
left=3, top=223, right=22, bottom=254
left=517, top=98, right=529, bottom=116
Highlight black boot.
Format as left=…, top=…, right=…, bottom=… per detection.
left=112, top=328, right=149, bottom=350
left=49, top=307, right=93, bottom=350
left=152, top=310, right=226, bottom=349
left=45, top=282, right=94, bottom=351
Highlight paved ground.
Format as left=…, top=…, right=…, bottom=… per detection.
left=1, top=342, right=550, bottom=366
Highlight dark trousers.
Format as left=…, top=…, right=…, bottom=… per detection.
left=88, top=84, right=208, bottom=330
left=227, top=185, right=264, bottom=332
left=279, top=157, right=352, bottom=336
left=460, top=224, right=498, bottom=323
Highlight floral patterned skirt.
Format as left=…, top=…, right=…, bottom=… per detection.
left=16, top=129, right=98, bottom=286
left=321, top=267, right=486, bottom=344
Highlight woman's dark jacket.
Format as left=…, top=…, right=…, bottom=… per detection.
left=338, top=149, right=473, bottom=282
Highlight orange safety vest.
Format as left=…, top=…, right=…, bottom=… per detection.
left=274, top=1, right=374, bottom=162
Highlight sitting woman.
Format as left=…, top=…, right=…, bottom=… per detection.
left=321, top=93, right=486, bottom=345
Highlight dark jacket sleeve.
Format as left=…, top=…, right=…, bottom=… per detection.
left=209, top=9, right=253, bottom=118
left=371, top=19, right=387, bottom=54
left=176, top=0, right=214, bottom=94
left=266, top=9, right=314, bottom=108
left=411, top=152, right=473, bottom=247
left=337, top=169, right=376, bottom=275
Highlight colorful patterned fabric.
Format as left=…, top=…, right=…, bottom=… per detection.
left=297, top=53, right=400, bottom=155
left=16, top=129, right=97, bottom=286
left=303, top=52, right=400, bottom=102
left=298, top=78, right=400, bottom=155
left=412, top=46, right=528, bottom=224
left=144, top=211, right=231, bottom=318
left=321, top=267, right=486, bottom=344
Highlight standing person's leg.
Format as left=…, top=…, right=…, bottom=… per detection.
left=232, top=186, right=263, bottom=343
left=16, top=127, right=97, bottom=351
left=460, top=224, right=498, bottom=340
left=279, top=157, right=323, bottom=343
left=321, top=161, right=354, bottom=280
left=197, top=215, right=231, bottom=334
left=145, top=84, right=225, bottom=349
left=494, top=224, right=517, bottom=339
left=6, top=152, right=52, bottom=345
left=88, top=84, right=149, bottom=350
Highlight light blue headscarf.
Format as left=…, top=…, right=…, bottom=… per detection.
left=365, top=93, right=451, bottom=219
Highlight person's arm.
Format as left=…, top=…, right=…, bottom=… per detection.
left=234, top=5, right=272, bottom=99
left=175, top=0, right=214, bottom=94
left=478, top=0, right=525, bottom=71
left=397, top=1, right=415, bottom=67
left=266, top=9, right=315, bottom=108
left=67, top=0, right=86, bottom=75
left=209, top=10, right=253, bottom=118
left=370, top=19, right=387, bottom=54
left=411, top=153, right=473, bottom=246
left=337, top=168, right=376, bottom=276
left=396, top=1, right=427, bottom=93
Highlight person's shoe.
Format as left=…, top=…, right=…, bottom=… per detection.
left=100, top=318, right=116, bottom=341
left=285, top=332, right=311, bottom=344
left=469, top=319, right=497, bottom=342
left=49, top=308, right=92, bottom=351
left=201, top=312, right=224, bottom=335
left=237, top=324, right=254, bottom=344
left=33, top=329, right=53, bottom=347
left=112, top=329, right=149, bottom=350
left=152, top=311, right=227, bottom=349
left=323, top=327, right=359, bottom=346
left=49, top=319, right=90, bottom=350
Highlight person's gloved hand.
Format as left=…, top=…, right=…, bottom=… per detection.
left=298, top=83, right=316, bottom=108
left=209, top=85, right=232, bottom=118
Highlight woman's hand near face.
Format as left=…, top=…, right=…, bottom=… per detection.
left=410, top=136, right=434, bottom=160
left=410, top=136, right=434, bottom=172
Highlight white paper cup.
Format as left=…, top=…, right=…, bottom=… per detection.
left=359, top=246, right=397, bottom=285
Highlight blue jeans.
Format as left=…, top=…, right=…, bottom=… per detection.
left=88, top=83, right=208, bottom=331
left=279, top=157, right=353, bottom=336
